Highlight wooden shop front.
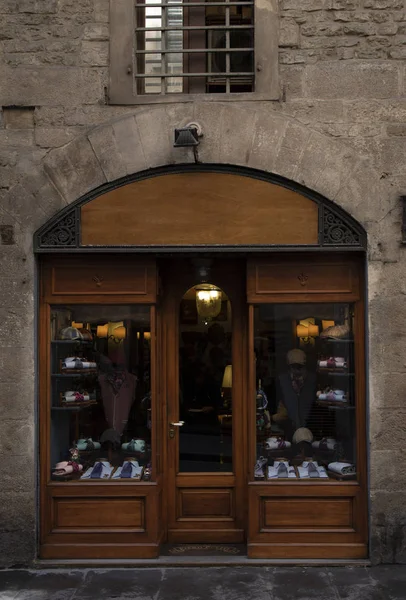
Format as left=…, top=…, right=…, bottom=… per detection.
left=36, top=167, right=368, bottom=561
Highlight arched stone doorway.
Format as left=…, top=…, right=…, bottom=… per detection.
left=36, top=164, right=368, bottom=560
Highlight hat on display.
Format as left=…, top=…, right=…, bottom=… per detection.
left=292, top=427, right=314, bottom=445
left=59, top=326, right=83, bottom=341
left=78, top=328, right=93, bottom=341
left=287, top=348, right=306, bottom=366
left=320, top=323, right=350, bottom=340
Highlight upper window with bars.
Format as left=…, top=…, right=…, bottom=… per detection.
left=109, top=0, right=279, bottom=104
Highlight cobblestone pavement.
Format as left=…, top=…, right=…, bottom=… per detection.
left=0, top=566, right=406, bottom=600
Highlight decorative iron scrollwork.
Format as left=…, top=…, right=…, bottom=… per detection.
left=322, top=207, right=361, bottom=246
left=38, top=209, right=77, bottom=248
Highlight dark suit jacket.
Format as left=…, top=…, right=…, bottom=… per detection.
left=277, top=372, right=317, bottom=432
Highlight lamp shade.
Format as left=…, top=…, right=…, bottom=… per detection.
left=97, top=324, right=109, bottom=338
left=195, top=286, right=222, bottom=319
left=222, top=365, right=232, bottom=388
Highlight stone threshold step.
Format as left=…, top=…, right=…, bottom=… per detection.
left=34, top=557, right=371, bottom=568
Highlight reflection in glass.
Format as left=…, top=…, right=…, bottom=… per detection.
left=178, top=285, right=232, bottom=472
left=50, top=306, right=152, bottom=482
left=254, top=303, right=357, bottom=482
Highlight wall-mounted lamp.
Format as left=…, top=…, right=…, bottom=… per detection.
left=174, top=122, right=203, bottom=163
left=174, top=127, right=199, bottom=147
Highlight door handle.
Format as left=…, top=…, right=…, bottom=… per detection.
left=170, top=421, right=184, bottom=427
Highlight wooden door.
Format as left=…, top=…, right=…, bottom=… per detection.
left=160, top=259, right=247, bottom=543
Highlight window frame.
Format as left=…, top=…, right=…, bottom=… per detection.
left=109, top=0, right=279, bottom=104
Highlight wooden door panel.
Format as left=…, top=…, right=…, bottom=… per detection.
left=178, top=489, right=234, bottom=519
left=247, top=256, right=361, bottom=302
left=53, top=497, right=144, bottom=530
left=263, top=498, right=353, bottom=530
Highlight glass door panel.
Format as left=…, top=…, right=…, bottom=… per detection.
left=177, top=285, right=233, bottom=472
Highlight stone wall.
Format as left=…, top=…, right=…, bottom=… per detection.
left=0, top=0, right=405, bottom=566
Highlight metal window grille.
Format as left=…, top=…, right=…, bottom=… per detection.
left=135, top=0, right=255, bottom=95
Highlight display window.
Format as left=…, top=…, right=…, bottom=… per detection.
left=49, top=305, right=153, bottom=482
left=253, top=303, right=357, bottom=482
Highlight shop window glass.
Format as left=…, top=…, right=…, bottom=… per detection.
left=253, top=303, right=357, bottom=482
left=50, top=305, right=152, bottom=482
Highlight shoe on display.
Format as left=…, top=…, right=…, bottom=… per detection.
left=265, top=437, right=291, bottom=450
left=254, top=456, right=268, bottom=479
left=76, top=438, right=101, bottom=451
left=121, top=438, right=146, bottom=453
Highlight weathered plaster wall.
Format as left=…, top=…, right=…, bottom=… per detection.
left=0, top=0, right=405, bottom=567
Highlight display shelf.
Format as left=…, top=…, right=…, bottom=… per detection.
left=51, top=405, right=94, bottom=412
left=51, top=372, right=98, bottom=378
left=51, top=340, right=93, bottom=345
left=317, top=368, right=348, bottom=374
left=319, top=338, right=354, bottom=344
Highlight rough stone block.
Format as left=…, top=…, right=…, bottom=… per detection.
left=370, top=491, right=406, bottom=564
left=1, top=455, right=35, bottom=493
left=88, top=115, right=147, bottom=180
left=34, top=126, right=84, bottom=148
left=368, top=372, right=406, bottom=411
left=296, top=131, right=356, bottom=199
left=364, top=0, right=403, bottom=7
left=334, top=158, right=390, bottom=225
left=0, top=66, right=106, bottom=106
left=0, top=129, right=34, bottom=146
left=0, top=492, right=34, bottom=536
left=1, top=183, right=48, bottom=231
left=0, top=531, right=35, bottom=568
left=0, top=378, right=34, bottom=422
left=305, top=62, right=400, bottom=99
left=2, top=107, right=35, bottom=129
left=83, top=23, right=109, bottom=40
left=374, top=137, right=406, bottom=174
left=192, top=102, right=224, bottom=165
left=272, top=121, right=310, bottom=180
left=280, top=18, right=300, bottom=47
left=248, top=109, right=288, bottom=172
left=0, top=421, right=34, bottom=456
left=18, top=0, right=57, bottom=12
left=43, top=136, right=107, bottom=204
left=81, top=41, right=109, bottom=66
left=219, top=105, right=257, bottom=166
left=280, top=65, right=305, bottom=99
left=370, top=408, right=406, bottom=450
left=370, top=450, right=406, bottom=492
left=94, top=0, right=109, bottom=23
